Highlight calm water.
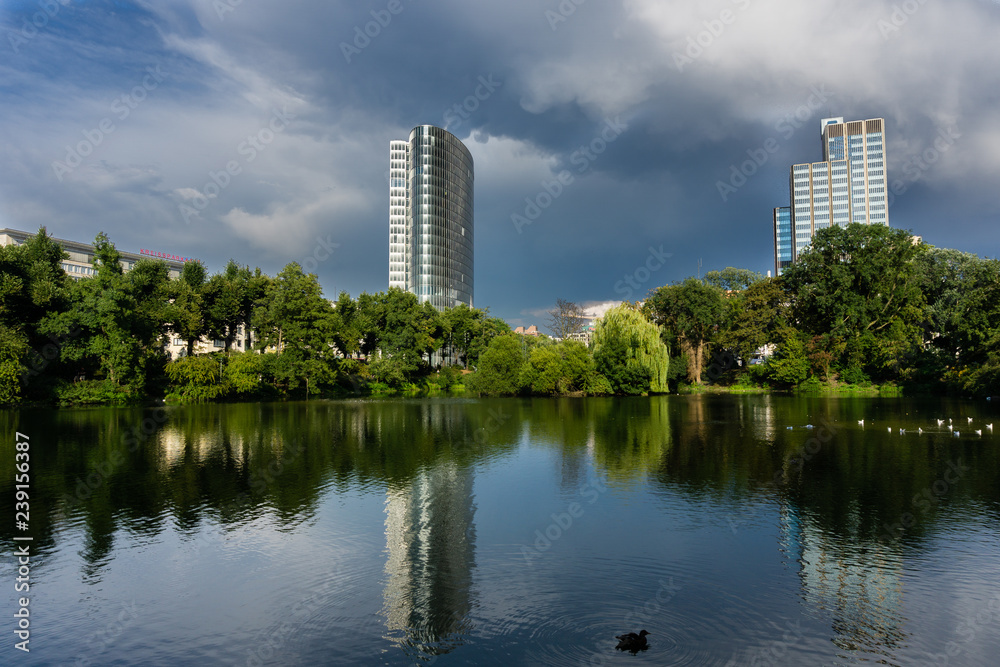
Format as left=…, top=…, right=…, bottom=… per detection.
left=2, top=395, right=1000, bottom=666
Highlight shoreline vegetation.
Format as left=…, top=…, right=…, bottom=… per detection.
left=3, top=223, right=999, bottom=408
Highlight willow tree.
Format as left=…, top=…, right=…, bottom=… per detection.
left=592, top=304, right=671, bottom=394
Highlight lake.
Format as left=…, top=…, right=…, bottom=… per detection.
left=2, top=395, right=1000, bottom=665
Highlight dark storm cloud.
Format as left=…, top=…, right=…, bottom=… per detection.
left=1, top=0, right=998, bottom=327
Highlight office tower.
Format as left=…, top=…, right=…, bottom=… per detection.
left=389, top=125, right=474, bottom=310
left=774, top=117, right=887, bottom=275
left=773, top=207, right=792, bottom=276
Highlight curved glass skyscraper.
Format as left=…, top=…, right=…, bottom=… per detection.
left=389, top=125, right=474, bottom=310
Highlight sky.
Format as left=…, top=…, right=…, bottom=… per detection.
left=2, top=0, right=999, bottom=330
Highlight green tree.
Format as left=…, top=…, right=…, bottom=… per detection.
left=330, top=291, right=361, bottom=358
left=165, top=354, right=225, bottom=401
left=703, top=267, right=764, bottom=292
left=42, top=233, right=171, bottom=395
left=518, top=346, right=566, bottom=394
left=167, top=261, right=208, bottom=358
left=645, top=278, right=725, bottom=384
left=0, top=226, right=71, bottom=399
left=353, top=289, right=443, bottom=379
left=780, top=223, right=927, bottom=379
left=254, top=263, right=332, bottom=355
left=592, top=304, right=671, bottom=394
left=764, top=328, right=810, bottom=387
left=202, top=265, right=242, bottom=352
left=252, top=263, right=335, bottom=396
left=467, top=334, right=526, bottom=395
left=719, top=276, right=789, bottom=364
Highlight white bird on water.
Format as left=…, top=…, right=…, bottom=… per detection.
left=988, top=423, right=994, bottom=431
left=899, top=428, right=906, bottom=435
left=887, top=427, right=892, bottom=433
left=949, top=425, right=954, bottom=431
left=858, top=419, right=865, bottom=426
left=954, top=431, right=961, bottom=437
left=918, top=428, right=924, bottom=434
left=968, top=417, right=974, bottom=424
left=937, top=419, right=945, bottom=426
left=976, top=429, right=982, bottom=436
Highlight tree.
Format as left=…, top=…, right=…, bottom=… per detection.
left=519, top=346, right=567, bottom=394
left=644, top=278, right=725, bottom=384
left=1, top=226, right=71, bottom=400
left=41, top=233, right=171, bottom=394
left=467, top=334, right=526, bottom=395
left=720, top=276, right=790, bottom=364
left=254, top=263, right=334, bottom=357
left=781, top=223, right=927, bottom=379
left=916, top=248, right=1000, bottom=368
left=330, top=291, right=361, bottom=358
left=202, top=266, right=242, bottom=352
left=764, top=328, right=810, bottom=388
left=546, top=298, right=587, bottom=339
left=592, top=304, right=671, bottom=394
left=703, top=267, right=764, bottom=293
left=252, top=263, right=336, bottom=396
left=166, top=268, right=207, bottom=358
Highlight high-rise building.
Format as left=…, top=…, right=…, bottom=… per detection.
left=773, top=206, right=792, bottom=275
left=389, top=125, right=474, bottom=310
left=774, top=117, right=887, bottom=275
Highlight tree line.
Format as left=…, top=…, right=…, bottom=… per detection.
left=0, top=228, right=508, bottom=404
left=458, top=223, right=1000, bottom=397
left=4, top=223, right=999, bottom=405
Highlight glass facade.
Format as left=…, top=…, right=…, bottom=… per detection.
left=773, top=206, right=792, bottom=276
left=775, top=118, right=887, bottom=272
left=389, top=126, right=474, bottom=310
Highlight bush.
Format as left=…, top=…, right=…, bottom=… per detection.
left=467, top=335, right=525, bottom=396
left=838, top=366, right=871, bottom=386
left=584, top=372, right=614, bottom=396
left=367, top=356, right=408, bottom=387
left=55, top=379, right=136, bottom=406
left=224, top=352, right=264, bottom=396
left=165, top=355, right=226, bottom=402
